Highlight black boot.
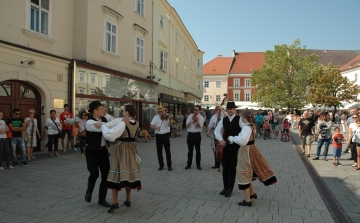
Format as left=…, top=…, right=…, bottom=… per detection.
left=219, top=176, right=229, bottom=195
left=224, top=176, right=236, bottom=197
left=85, top=180, right=95, bottom=203
left=98, top=184, right=111, bottom=207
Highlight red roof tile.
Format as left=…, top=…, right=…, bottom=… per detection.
left=203, top=56, right=233, bottom=75
left=229, top=52, right=264, bottom=74
left=341, top=54, right=360, bottom=72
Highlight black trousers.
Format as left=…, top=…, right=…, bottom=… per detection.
left=85, top=147, right=110, bottom=200
left=213, top=138, right=221, bottom=167
left=222, top=144, right=239, bottom=177
left=47, top=134, right=59, bottom=152
left=351, top=141, right=357, bottom=162
left=187, top=132, right=201, bottom=166
left=0, top=138, right=11, bottom=167
left=156, top=133, right=172, bottom=167
left=79, top=136, right=85, bottom=153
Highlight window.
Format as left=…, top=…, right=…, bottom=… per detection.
left=175, top=61, right=179, bottom=78
left=106, top=77, right=110, bottom=83
left=105, top=21, right=117, bottom=53
left=216, top=95, right=221, bottom=102
left=234, top=92, right=239, bottom=101
left=91, top=74, right=96, bottom=84
left=234, top=79, right=239, bottom=87
left=175, top=32, right=178, bottom=44
left=160, top=51, right=168, bottom=71
left=160, top=15, right=164, bottom=29
left=216, top=81, right=221, bottom=88
left=204, top=95, right=209, bottom=102
left=30, top=0, right=49, bottom=35
left=245, top=79, right=250, bottom=87
left=245, top=93, right=251, bottom=101
left=183, top=43, right=187, bottom=55
left=80, top=72, right=85, bottom=82
left=90, top=89, right=95, bottom=95
left=198, top=59, right=200, bottom=67
left=184, top=66, right=187, bottom=83
left=79, top=89, right=85, bottom=94
left=136, top=0, right=144, bottom=17
left=197, top=81, right=201, bottom=91
left=204, top=81, right=209, bottom=88
left=356, top=73, right=358, bottom=81
left=136, top=37, right=144, bottom=63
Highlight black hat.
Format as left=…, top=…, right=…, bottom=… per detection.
left=226, top=101, right=238, bottom=109
left=89, top=100, right=104, bottom=113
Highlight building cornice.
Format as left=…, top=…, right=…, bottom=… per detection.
left=102, top=6, right=123, bottom=21
left=133, top=23, right=149, bottom=35
left=22, top=29, right=55, bottom=43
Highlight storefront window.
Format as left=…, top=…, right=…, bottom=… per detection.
left=75, top=98, right=108, bottom=116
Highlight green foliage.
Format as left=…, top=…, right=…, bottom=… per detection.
left=308, top=63, right=360, bottom=111
left=250, top=39, right=319, bottom=111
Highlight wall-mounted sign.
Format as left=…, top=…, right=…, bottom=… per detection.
left=57, top=74, right=63, bottom=81
left=54, top=99, right=66, bottom=108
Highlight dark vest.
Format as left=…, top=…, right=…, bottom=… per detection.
left=85, top=116, right=107, bottom=149
left=223, top=116, right=242, bottom=142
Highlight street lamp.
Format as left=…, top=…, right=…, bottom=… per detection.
left=147, top=61, right=161, bottom=82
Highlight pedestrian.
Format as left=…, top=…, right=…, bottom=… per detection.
left=345, top=108, right=358, bottom=161
left=59, top=104, right=76, bottom=152
left=45, top=110, right=61, bottom=157
left=313, top=112, right=332, bottom=161
left=332, top=127, right=345, bottom=166
left=341, top=111, right=347, bottom=133
left=7, top=108, right=29, bottom=167
left=347, top=113, right=360, bottom=168
left=175, top=110, right=184, bottom=137
left=269, top=110, right=275, bottom=133
left=214, top=102, right=241, bottom=197
left=0, top=112, right=13, bottom=170
left=24, top=109, right=40, bottom=160
left=185, top=105, right=205, bottom=170
left=206, top=105, right=228, bottom=169
left=299, top=111, right=316, bottom=157
left=84, top=100, right=111, bottom=208
left=78, top=111, right=88, bottom=157
left=263, top=120, right=271, bottom=140
left=150, top=105, right=173, bottom=171
left=102, top=105, right=142, bottom=213
left=205, top=106, right=212, bottom=127
left=229, top=109, right=277, bottom=207
left=255, top=110, right=264, bottom=138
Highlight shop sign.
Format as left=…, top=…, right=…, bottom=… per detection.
left=54, top=99, right=66, bottom=108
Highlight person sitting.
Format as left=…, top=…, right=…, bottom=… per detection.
left=138, top=128, right=152, bottom=142
left=263, top=120, right=271, bottom=140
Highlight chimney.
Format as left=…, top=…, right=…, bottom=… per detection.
left=232, top=50, right=236, bottom=57
left=218, top=55, right=223, bottom=57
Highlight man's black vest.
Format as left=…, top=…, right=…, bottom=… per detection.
left=85, top=116, right=107, bottom=149
left=223, top=116, right=242, bottom=142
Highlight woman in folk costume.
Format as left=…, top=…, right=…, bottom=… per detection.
left=101, top=105, right=141, bottom=213
left=228, top=109, right=277, bottom=207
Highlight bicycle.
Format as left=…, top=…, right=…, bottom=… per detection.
left=280, top=130, right=290, bottom=142
left=263, top=129, right=271, bottom=140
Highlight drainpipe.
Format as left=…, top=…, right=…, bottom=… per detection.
left=68, top=60, right=76, bottom=115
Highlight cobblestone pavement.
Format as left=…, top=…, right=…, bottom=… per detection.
left=290, top=124, right=359, bottom=223
left=0, top=128, right=335, bottom=223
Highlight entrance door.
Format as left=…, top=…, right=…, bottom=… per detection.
left=0, top=81, right=42, bottom=151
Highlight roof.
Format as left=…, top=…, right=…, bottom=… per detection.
left=308, top=50, right=360, bottom=67
left=340, top=54, right=360, bottom=72
left=203, top=56, right=233, bottom=75
left=229, top=52, right=264, bottom=74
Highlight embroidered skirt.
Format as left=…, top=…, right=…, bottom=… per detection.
left=236, top=144, right=277, bottom=190
left=107, top=141, right=142, bottom=191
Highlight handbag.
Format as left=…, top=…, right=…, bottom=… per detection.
left=77, top=129, right=86, bottom=137
left=22, top=131, right=30, bottom=143
left=72, top=124, right=79, bottom=137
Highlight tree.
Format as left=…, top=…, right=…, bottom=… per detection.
left=308, top=63, right=360, bottom=113
left=250, top=39, right=319, bottom=111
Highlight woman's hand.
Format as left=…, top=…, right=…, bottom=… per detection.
left=219, top=140, right=226, bottom=146
left=95, top=122, right=103, bottom=128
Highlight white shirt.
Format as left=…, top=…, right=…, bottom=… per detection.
left=349, top=123, right=359, bottom=136
left=285, top=115, right=292, bottom=121
left=45, top=117, right=61, bottom=135
left=150, top=114, right=170, bottom=134
left=214, top=114, right=241, bottom=142
left=0, top=120, right=7, bottom=138
left=186, top=113, right=205, bottom=133
left=228, top=122, right=253, bottom=146
left=208, top=113, right=227, bottom=129
left=102, top=118, right=126, bottom=142
left=104, top=113, right=115, bottom=122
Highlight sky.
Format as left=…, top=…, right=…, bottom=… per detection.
left=167, top=0, right=360, bottom=64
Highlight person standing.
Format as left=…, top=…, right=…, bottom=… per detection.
left=332, top=127, right=345, bottom=166
left=7, top=108, right=29, bottom=167
left=185, top=105, right=205, bottom=170
left=299, top=111, right=316, bottom=157
left=313, top=112, right=332, bottom=161
left=0, top=112, right=13, bottom=170
left=205, top=107, right=212, bottom=127
left=150, top=105, right=173, bottom=171
left=275, top=110, right=285, bottom=139
left=84, top=101, right=111, bottom=208
left=60, top=104, right=76, bottom=152
left=214, top=102, right=241, bottom=197
left=24, top=109, right=40, bottom=160
left=78, top=111, right=88, bottom=157
left=345, top=108, right=358, bottom=160
left=206, top=105, right=228, bottom=169
left=45, top=110, right=61, bottom=157
left=175, top=110, right=184, bottom=137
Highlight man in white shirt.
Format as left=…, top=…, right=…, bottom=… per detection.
left=206, top=105, right=228, bottom=169
left=214, top=102, right=242, bottom=197
left=150, top=105, right=173, bottom=171
left=185, top=105, right=205, bottom=170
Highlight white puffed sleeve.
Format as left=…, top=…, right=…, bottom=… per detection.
left=102, top=118, right=125, bottom=142
left=228, top=125, right=252, bottom=146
